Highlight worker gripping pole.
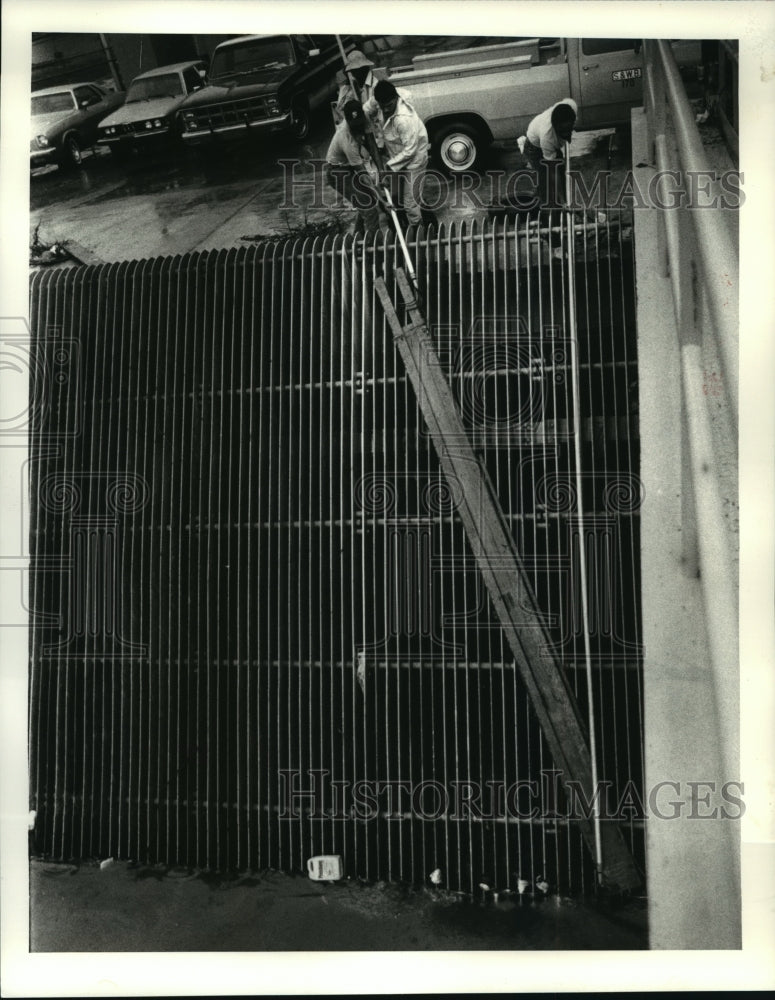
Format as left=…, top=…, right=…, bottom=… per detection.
left=374, top=268, right=641, bottom=891
left=565, top=143, right=604, bottom=878
left=335, top=35, right=420, bottom=296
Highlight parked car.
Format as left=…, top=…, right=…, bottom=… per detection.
left=30, top=83, right=125, bottom=169
left=176, top=34, right=357, bottom=149
left=97, top=60, right=207, bottom=157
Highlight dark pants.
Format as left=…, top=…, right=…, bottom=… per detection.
left=327, top=164, right=381, bottom=229
left=523, top=138, right=566, bottom=208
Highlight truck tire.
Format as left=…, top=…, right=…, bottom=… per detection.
left=290, top=100, right=311, bottom=141
left=432, top=122, right=484, bottom=173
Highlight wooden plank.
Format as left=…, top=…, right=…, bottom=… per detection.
left=374, top=269, right=641, bottom=891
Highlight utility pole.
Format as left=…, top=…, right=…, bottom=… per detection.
left=99, top=34, right=125, bottom=91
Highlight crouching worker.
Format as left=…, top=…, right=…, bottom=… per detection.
left=325, top=100, right=384, bottom=232
left=521, top=98, right=577, bottom=208
left=366, top=79, right=430, bottom=227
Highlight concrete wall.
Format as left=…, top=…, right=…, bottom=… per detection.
left=633, top=106, right=741, bottom=949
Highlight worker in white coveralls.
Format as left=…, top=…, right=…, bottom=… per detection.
left=365, top=78, right=430, bottom=226
left=324, top=100, right=384, bottom=232
left=520, top=98, right=577, bottom=207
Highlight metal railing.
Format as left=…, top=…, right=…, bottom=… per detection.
left=642, top=40, right=739, bottom=776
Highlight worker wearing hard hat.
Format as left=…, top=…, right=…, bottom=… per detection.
left=335, top=50, right=381, bottom=117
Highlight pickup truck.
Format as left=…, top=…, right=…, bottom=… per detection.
left=388, top=37, right=701, bottom=172
left=176, top=33, right=356, bottom=147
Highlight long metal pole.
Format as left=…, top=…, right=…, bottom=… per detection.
left=334, top=35, right=419, bottom=294
left=565, top=144, right=603, bottom=877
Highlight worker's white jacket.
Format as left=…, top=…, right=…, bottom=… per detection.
left=335, top=70, right=379, bottom=113
left=364, top=92, right=429, bottom=171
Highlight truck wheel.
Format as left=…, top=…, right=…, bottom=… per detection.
left=290, top=100, right=310, bottom=141
left=433, top=122, right=483, bottom=173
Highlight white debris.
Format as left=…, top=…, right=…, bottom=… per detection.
left=535, top=875, right=550, bottom=894
left=99, top=857, right=114, bottom=870
left=307, top=855, right=343, bottom=881
left=429, top=868, right=443, bottom=886
left=516, top=877, right=529, bottom=895
left=28, top=810, right=36, bottom=831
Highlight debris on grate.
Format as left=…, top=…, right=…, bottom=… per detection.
left=30, top=223, right=72, bottom=266
left=99, top=857, right=115, bottom=870
left=241, top=209, right=348, bottom=245
left=429, top=867, right=443, bottom=886
left=356, top=650, right=367, bottom=694
left=535, top=874, right=551, bottom=895
left=307, top=855, right=344, bottom=881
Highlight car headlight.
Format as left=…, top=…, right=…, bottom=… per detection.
left=145, top=120, right=153, bottom=129
left=266, top=97, right=281, bottom=115
left=36, top=135, right=50, bottom=147
left=182, top=112, right=197, bottom=130
left=153, top=119, right=162, bottom=128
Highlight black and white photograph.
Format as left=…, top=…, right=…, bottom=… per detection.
left=1, top=0, right=774, bottom=994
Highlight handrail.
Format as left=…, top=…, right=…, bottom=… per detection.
left=656, top=40, right=739, bottom=426
left=642, top=40, right=739, bottom=781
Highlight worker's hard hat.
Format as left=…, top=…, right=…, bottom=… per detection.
left=344, top=50, right=374, bottom=71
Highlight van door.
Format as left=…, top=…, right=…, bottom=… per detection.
left=575, top=38, right=643, bottom=127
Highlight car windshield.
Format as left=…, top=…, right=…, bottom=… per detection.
left=126, top=73, right=184, bottom=102
left=31, top=92, right=75, bottom=115
left=210, top=37, right=295, bottom=78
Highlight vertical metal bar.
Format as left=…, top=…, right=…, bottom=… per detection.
left=499, top=217, right=514, bottom=890
left=563, top=162, right=603, bottom=878
left=235, top=245, right=250, bottom=870
left=514, top=215, right=546, bottom=881
left=227, top=247, right=241, bottom=868
left=174, top=251, right=191, bottom=867
left=286, top=238, right=297, bottom=871
left=48, top=267, right=67, bottom=861
left=297, top=236, right=309, bottom=873
left=434, top=222, right=445, bottom=883
left=266, top=242, right=280, bottom=867
left=547, top=211, right=564, bottom=888
left=152, top=257, right=172, bottom=864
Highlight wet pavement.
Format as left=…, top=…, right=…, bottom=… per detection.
left=30, top=102, right=619, bottom=264
left=30, top=858, right=647, bottom=951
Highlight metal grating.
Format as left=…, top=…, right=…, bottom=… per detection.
left=29, top=213, right=643, bottom=895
